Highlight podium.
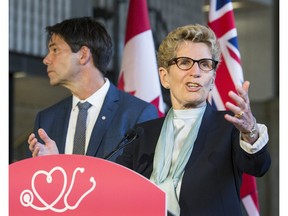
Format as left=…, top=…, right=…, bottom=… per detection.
left=9, top=155, right=166, bottom=216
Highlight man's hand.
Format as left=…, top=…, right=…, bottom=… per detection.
left=28, top=128, right=59, bottom=157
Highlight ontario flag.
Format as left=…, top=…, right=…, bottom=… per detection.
left=118, top=0, right=165, bottom=117
left=208, top=0, right=260, bottom=215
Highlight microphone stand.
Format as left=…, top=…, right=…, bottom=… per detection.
left=104, top=130, right=138, bottom=160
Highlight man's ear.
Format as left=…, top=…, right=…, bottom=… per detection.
left=159, top=67, right=170, bottom=89
left=79, top=46, right=91, bottom=65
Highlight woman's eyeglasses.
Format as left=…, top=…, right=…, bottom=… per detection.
left=167, top=57, right=218, bottom=72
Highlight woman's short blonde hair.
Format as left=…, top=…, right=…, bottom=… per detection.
left=157, top=24, right=221, bottom=69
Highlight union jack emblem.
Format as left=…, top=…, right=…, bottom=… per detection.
left=208, top=0, right=244, bottom=110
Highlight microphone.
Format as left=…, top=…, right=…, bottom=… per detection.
left=104, top=127, right=143, bottom=160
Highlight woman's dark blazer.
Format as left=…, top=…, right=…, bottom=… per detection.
left=116, top=103, right=271, bottom=216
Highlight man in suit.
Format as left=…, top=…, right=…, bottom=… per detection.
left=116, top=24, right=271, bottom=216
left=27, top=17, right=158, bottom=161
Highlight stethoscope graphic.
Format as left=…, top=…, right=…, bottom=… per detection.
left=20, top=166, right=96, bottom=212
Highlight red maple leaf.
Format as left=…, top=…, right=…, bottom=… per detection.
left=117, top=71, right=136, bottom=95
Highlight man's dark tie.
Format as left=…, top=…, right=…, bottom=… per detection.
left=73, top=102, right=92, bottom=155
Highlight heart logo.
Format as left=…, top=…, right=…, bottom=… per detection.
left=20, top=166, right=96, bottom=213
left=32, top=167, right=67, bottom=211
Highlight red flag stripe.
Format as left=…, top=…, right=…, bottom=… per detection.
left=214, top=58, right=237, bottom=105
left=227, top=46, right=241, bottom=65
left=208, top=10, right=236, bottom=39
left=241, top=173, right=259, bottom=210
left=125, top=0, right=151, bottom=43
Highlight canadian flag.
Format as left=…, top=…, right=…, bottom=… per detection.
left=118, top=0, right=165, bottom=117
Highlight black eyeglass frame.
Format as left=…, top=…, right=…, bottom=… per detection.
left=167, top=57, right=219, bottom=72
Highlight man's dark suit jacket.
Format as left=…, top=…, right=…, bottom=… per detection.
left=31, top=83, right=159, bottom=161
left=116, top=103, right=271, bottom=216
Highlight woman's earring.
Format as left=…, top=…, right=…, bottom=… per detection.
left=210, top=80, right=214, bottom=91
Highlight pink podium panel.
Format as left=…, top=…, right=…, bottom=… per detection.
left=9, top=155, right=166, bottom=216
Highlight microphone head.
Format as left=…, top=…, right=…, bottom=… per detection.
left=124, top=129, right=137, bottom=140
left=104, top=127, right=144, bottom=160
left=124, top=127, right=144, bottom=140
